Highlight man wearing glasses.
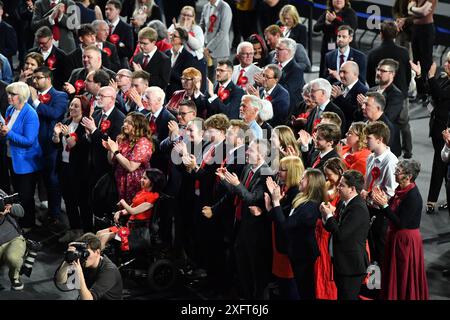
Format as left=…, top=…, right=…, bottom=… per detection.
left=130, top=27, right=171, bottom=91
left=29, top=66, right=69, bottom=229
left=231, top=42, right=262, bottom=89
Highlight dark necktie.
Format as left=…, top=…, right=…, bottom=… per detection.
left=142, top=55, right=150, bottom=69
left=234, top=169, right=255, bottom=221
left=339, top=54, right=345, bottom=69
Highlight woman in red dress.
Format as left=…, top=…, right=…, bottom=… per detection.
left=104, top=112, right=153, bottom=204
left=314, top=157, right=346, bottom=299
left=339, top=122, right=371, bottom=175
left=372, top=159, right=429, bottom=300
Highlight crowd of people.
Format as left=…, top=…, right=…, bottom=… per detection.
left=0, top=0, right=445, bottom=300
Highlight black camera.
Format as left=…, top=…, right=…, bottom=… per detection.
left=20, top=239, right=42, bottom=277
left=0, top=193, right=20, bottom=211
left=64, top=242, right=90, bottom=264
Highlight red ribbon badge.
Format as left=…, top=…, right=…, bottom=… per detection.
left=188, top=31, right=195, bottom=37
left=368, top=166, right=381, bottom=192
left=100, top=119, right=111, bottom=133
left=296, top=112, right=309, bottom=120
left=102, top=47, right=112, bottom=57
left=38, top=93, right=52, bottom=104
left=109, top=34, right=120, bottom=45
left=65, top=133, right=79, bottom=151
left=265, top=95, right=272, bottom=102
left=5, top=115, right=11, bottom=125
left=208, top=14, right=217, bottom=33
left=47, top=54, right=56, bottom=70
left=74, top=80, right=85, bottom=94
left=218, top=89, right=230, bottom=101
left=313, top=118, right=321, bottom=130
left=237, top=76, right=248, bottom=88
left=118, top=226, right=130, bottom=251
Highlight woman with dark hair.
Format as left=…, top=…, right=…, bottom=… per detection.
left=372, top=159, right=428, bottom=300
left=16, top=52, right=44, bottom=85
left=313, top=0, right=358, bottom=78
left=103, top=112, right=153, bottom=204
left=53, top=95, right=92, bottom=242
left=247, top=33, right=269, bottom=67
left=267, top=168, right=327, bottom=299
left=96, top=168, right=166, bottom=250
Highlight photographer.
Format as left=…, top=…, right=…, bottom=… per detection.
left=0, top=189, right=27, bottom=290
left=55, top=233, right=123, bottom=300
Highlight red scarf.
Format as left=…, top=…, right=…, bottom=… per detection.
left=389, top=182, right=416, bottom=214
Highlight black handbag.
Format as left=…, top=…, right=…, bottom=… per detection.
left=92, top=171, right=119, bottom=216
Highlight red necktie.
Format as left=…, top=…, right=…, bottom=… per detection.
left=217, top=85, right=224, bottom=96
left=236, top=69, right=245, bottom=87
left=50, top=1, right=61, bottom=41
left=312, top=155, right=321, bottom=168
left=109, top=23, right=113, bottom=36
left=339, top=54, right=345, bottom=68
left=234, top=169, right=254, bottom=221
left=149, top=115, right=156, bottom=133
left=142, top=55, right=150, bottom=69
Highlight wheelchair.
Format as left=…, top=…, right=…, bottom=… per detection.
left=94, top=193, right=179, bottom=292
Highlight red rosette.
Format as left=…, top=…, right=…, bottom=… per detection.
left=188, top=31, right=195, bottom=37
left=368, top=166, right=381, bottom=192
left=118, top=226, right=130, bottom=251
left=69, top=132, right=78, bottom=142
left=218, top=89, right=230, bottom=101
left=109, top=34, right=120, bottom=45
left=5, top=115, right=11, bottom=125
left=296, top=112, right=309, bottom=120
left=313, top=118, right=321, bottom=129
left=237, top=76, right=248, bottom=87
left=102, top=47, right=112, bottom=57
left=74, top=80, right=85, bottom=94
left=208, top=14, right=217, bottom=33
left=100, top=119, right=111, bottom=133
left=38, top=93, right=52, bottom=104
left=344, top=153, right=354, bottom=165
left=265, top=95, right=272, bottom=102
left=47, top=54, right=57, bottom=70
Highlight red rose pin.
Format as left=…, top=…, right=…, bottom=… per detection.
left=103, top=47, right=112, bottom=57
left=38, top=93, right=52, bottom=104
left=109, top=34, right=120, bottom=45
left=100, top=119, right=111, bottom=133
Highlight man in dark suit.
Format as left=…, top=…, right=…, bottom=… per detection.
left=320, top=170, right=370, bottom=300
left=131, top=26, right=171, bottom=91
left=206, top=60, right=244, bottom=120
left=105, top=0, right=134, bottom=68
left=324, top=25, right=367, bottom=84
left=331, top=61, right=368, bottom=133
left=31, top=0, right=77, bottom=54
left=66, top=24, right=112, bottom=71
left=205, top=139, right=273, bottom=300
left=276, top=38, right=305, bottom=116
left=81, top=86, right=125, bottom=184
left=361, top=92, right=402, bottom=157
left=306, top=78, right=346, bottom=135
left=92, top=19, right=121, bottom=72
left=304, top=123, right=341, bottom=170
left=29, top=66, right=69, bottom=226
left=29, top=26, right=68, bottom=91
left=0, top=2, right=18, bottom=68
left=257, top=64, right=290, bottom=127
left=165, top=27, right=197, bottom=99
left=366, top=21, right=411, bottom=99
left=143, top=86, right=176, bottom=174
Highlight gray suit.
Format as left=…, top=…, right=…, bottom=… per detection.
left=231, top=64, right=262, bottom=88
left=31, top=0, right=77, bottom=54
left=199, top=0, right=232, bottom=59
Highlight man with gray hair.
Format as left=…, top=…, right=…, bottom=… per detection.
left=305, top=78, right=346, bottom=134
left=276, top=38, right=305, bottom=118
left=232, top=41, right=262, bottom=88
left=239, top=95, right=263, bottom=139
left=92, top=19, right=121, bottom=72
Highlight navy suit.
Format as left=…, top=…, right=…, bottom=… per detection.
left=132, top=50, right=171, bottom=91
left=29, top=45, right=68, bottom=91
left=208, top=81, right=245, bottom=120
left=278, top=59, right=305, bottom=116
left=260, top=84, right=290, bottom=127
left=333, top=80, right=368, bottom=132
left=325, top=48, right=367, bottom=84
left=35, top=87, right=69, bottom=219
left=164, top=48, right=197, bottom=99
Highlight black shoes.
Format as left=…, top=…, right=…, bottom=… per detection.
left=426, top=203, right=436, bottom=214
left=443, top=269, right=450, bottom=277
left=438, top=203, right=448, bottom=210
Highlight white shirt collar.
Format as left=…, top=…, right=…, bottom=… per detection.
left=343, top=194, right=358, bottom=207
left=39, top=87, right=52, bottom=95
left=143, top=47, right=158, bottom=61
left=109, top=17, right=120, bottom=31
left=346, top=79, right=359, bottom=91
left=219, top=79, right=232, bottom=89
left=152, top=106, right=163, bottom=119
left=102, top=106, right=115, bottom=118
left=280, top=57, right=293, bottom=69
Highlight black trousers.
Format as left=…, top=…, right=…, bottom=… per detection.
left=368, top=208, right=387, bottom=269
left=335, top=273, right=365, bottom=300
left=8, top=157, right=38, bottom=228
left=411, top=23, right=435, bottom=95
left=290, top=259, right=316, bottom=300
left=427, top=134, right=447, bottom=202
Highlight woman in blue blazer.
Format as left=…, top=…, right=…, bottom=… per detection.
left=0, top=82, right=42, bottom=230
left=267, top=168, right=327, bottom=300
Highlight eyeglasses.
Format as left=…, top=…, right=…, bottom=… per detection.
left=96, top=94, right=114, bottom=99
left=181, top=77, right=194, bottom=81
left=262, top=74, right=275, bottom=79
left=377, top=68, right=392, bottom=73
left=178, top=111, right=194, bottom=117
left=37, top=38, right=52, bottom=46
left=170, top=34, right=180, bottom=39
left=32, top=76, right=47, bottom=80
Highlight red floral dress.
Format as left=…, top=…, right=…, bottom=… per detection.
left=114, top=137, right=153, bottom=204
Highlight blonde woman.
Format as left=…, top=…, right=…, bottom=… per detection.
left=267, top=168, right=327, bottom=299
left=278, top=4, right=307, bottom=48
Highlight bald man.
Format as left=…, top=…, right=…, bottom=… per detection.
left=331, top=61, right=368, bottom=132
